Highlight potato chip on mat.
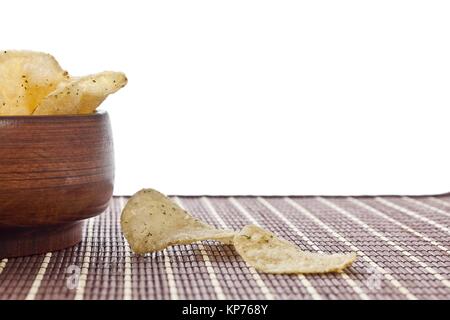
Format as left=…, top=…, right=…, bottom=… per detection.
left=234, top=225, right=356, bottom=274
left=121, top=189, right=236, bottom=254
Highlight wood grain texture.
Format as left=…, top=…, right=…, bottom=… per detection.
left=0, top=112, right=114, bottom=257
left=0, top=222, right=83, bottom=258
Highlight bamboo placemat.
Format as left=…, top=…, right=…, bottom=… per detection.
left=0, top=195, right=449, bottom=300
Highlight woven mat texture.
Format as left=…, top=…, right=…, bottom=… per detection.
left=1, top=195, right=450, bottom=300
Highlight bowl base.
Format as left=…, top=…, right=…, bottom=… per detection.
left=0, top=222, right=83, bottom=258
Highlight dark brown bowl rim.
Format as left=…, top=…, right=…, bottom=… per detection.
left=0, top=110, right=107, bottom=121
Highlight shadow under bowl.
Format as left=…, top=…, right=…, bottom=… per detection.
left=0, top=111, right=114, bottom=258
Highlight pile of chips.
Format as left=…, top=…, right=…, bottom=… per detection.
left=0, top=50, right=127, bottom=116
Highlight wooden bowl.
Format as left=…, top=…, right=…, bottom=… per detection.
left=0, top=112, right=114, bottom=258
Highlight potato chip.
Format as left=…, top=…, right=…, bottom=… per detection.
left=0, top=50, right=69, bottom=115
left=33, top=71, right=127, bottom=115
left=234, top=225, right=356, bottom=274
left=121, top=189, right=236, bottom=254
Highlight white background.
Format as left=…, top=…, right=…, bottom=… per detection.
left=2, top=1, right=450, bottom=195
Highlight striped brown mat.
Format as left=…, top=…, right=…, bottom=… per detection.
left=0, top=195, right=449, bottom=300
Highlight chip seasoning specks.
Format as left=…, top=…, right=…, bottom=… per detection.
left=233, top=225, right=356, bottom=274
left=120, top=188, right=236, bottom=254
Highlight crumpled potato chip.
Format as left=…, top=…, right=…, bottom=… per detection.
left=234, top=225, right=356, bottom=274
left=120, top=188, right=357, bottom=274
left=121, top=189, right=236, bottom=254
left=0, top=50, right=69, bottom=115
left=33, top=71, right=127, bottom=115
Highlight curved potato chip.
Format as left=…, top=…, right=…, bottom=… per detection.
left=121, top=189, right=236, bottom=254
left=234, top=225, right=356, bottom=274
left=0, top=50, right=69, bottom=115
left=33, top=71, right=127, bottom=115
